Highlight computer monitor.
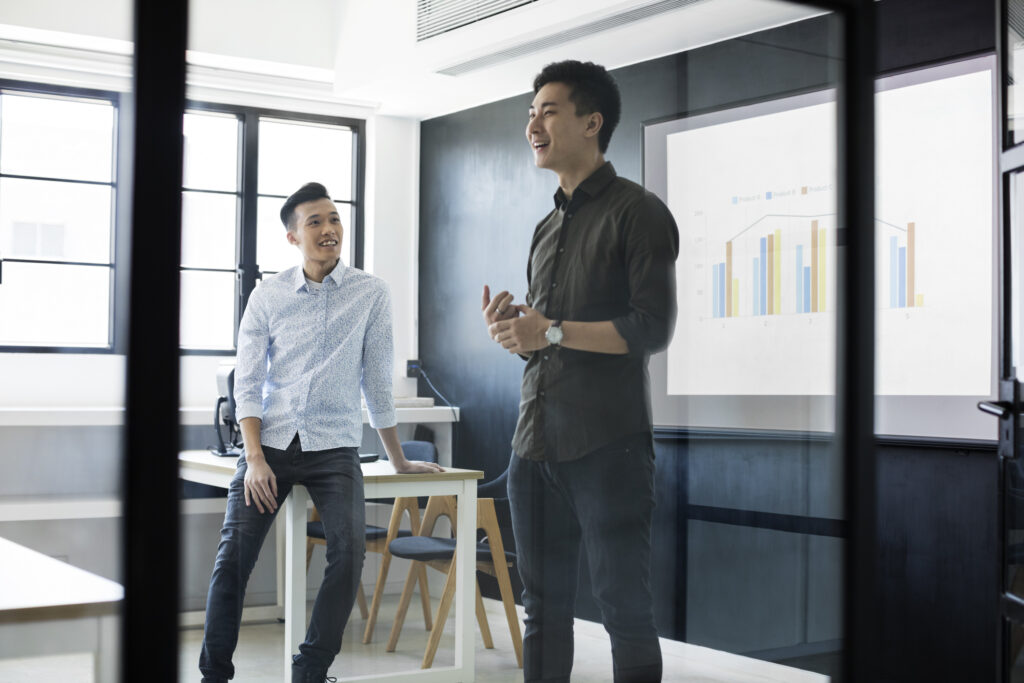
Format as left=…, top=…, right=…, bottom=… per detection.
left=212, top=362, right=242, bottom=457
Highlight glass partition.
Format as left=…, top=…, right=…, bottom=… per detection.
left=176, top=1, right=851, bottom=681
left=0, top=9, right=131, bottom=683
left=644, top=9, right=843, bottom=676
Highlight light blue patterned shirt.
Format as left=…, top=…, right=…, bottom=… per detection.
left=233, top=262, right=397, bottom=451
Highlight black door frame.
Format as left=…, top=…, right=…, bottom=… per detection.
left=994, top=0, right=1024, bottom=678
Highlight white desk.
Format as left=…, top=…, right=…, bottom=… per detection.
left=179, top=450, right=483, bottom=682
left=0, top=536, right=123, bottom=682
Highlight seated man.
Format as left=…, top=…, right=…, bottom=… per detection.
left=199, top=182, right=442, bottom=683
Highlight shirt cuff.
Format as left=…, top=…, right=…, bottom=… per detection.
left=367, top=407, right=397, bottom=430
left=234, top=401, right=263, bottom=422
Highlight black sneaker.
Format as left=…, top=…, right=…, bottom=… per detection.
left=293, top=670, right=336, bottom=683
left=291, top=658, right=336, bottom=683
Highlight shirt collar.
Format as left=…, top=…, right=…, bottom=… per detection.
left=552, top=161, right=617, bottom=210
left=291, top=260, right=347, bottom=292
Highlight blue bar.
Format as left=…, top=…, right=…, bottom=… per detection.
left=796, top=245, right=803, bottom=313
left=759, top=237, right=767, bottom=316
left=890, top=236, right=898, bottom=308
left=899, top=247, right=907, bottom=308
left=718, top=262, right=726, bottom=318
left=712, top=264, right=720, bottom=318
left=803, top=267, right=811, bottom=313
left=753, top=258, right=759, bottom=316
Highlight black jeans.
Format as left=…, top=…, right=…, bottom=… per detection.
left=199, top=436, right=365, bottom=680
left=508, top=437, right=662, bottom=683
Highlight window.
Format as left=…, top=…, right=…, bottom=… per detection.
left=179, top=106, right=363, bottom=353
left=255, top=117, right=356, bottom=278
left=180, top=111, right=241, bottom=351
left=0, top=87, right=364, bottom=354
left=0, top=87, right=118, bottom=350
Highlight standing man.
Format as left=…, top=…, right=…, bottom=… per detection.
left=200, top=182, right=442, bottom=683
left=483, top=61, right=678, bottom=682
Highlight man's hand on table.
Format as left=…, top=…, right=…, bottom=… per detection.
left=243, top=451, right=279, bottom=513
left=392, top=458, right=445, bottom=474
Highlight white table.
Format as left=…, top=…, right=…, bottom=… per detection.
left=179, top=450, right=483, bottom=682
left=0, top=536, right=123, bottom=681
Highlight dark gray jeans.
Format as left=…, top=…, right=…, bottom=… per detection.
left=199, top=435, right=365, bottom=680
left=508, top=436, right=662, bottom=683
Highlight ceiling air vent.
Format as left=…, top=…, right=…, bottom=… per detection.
left=435, top=0, right=706, bottom=76
left=418, top=0, right=538, bottom=42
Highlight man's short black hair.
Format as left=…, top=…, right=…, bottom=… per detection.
left=533, top=60, right=621, bottom=153
left=280, top=182, right=332, bottom=230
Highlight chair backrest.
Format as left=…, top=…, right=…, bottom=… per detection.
left=419, top=495, right=457, bottom=538
left=477, top=468, right=508, bottom=499
left=401, top=440, right=437, bottom=463
left=417, top=495, right=515, bottom=560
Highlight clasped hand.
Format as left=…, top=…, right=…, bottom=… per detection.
left=481, top=285, right=550, bottom=354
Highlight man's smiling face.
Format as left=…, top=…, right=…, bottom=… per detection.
left=526, top=81, right=595, bottom=174
left=286, top=196, right=343, bottom=267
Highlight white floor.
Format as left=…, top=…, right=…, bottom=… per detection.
left=0, top=596, right=830, bottom=682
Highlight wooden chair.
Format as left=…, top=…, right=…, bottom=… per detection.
left=305, top=441, right=435, bottom=639
left=384, top=471, right=522, bottom=669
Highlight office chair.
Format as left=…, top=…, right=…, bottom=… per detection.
left=385, top=468, right=522, bottom=669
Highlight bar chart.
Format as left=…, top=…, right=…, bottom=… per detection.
left=709, top=215, right=831, bottom=319
left=883, top=221, right=923, bottom=309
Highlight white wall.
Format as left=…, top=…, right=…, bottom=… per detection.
left=0, top=0, right=337, bottom=70
left=0, top=0, right=131, bottom=42
left=188, top=0, right=337, bottom=69
left=365, top=115, right=420, bottom=398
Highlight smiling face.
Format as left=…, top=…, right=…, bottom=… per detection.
left=526, top=81, right=601, bottom=175
left=286, top=197, right=343, bottom=269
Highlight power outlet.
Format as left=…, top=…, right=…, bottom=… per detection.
left=406, top=360, right=421, bottom=377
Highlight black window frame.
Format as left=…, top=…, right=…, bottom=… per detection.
left=179, top=100, right=366, bottom=356
left=0, top=78, right=122, bottom=355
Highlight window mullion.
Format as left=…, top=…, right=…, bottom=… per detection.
left=238, top=111, right=260, bottom=348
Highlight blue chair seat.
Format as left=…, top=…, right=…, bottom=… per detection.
left=307, top=522, right=413, bottom=542
left=388, top=535, right=515, bottom=563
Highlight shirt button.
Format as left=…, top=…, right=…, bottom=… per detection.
left=559, top=248, right=565, bottom=253
left=539, top=391, right=545, bottom=397
left=543, top=355, right=549, bottom=361
left=552, top=282, right=558, bottom=288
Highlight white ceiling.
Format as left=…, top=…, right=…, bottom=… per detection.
left=333, top=0, right=825, bottom=119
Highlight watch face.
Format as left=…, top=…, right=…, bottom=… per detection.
left=546, top=324, right=563, bottom=345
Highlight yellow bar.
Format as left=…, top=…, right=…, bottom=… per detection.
left=818, top=227, right=826, bottom=312
left=767, top=234, right=774, bottom=315
left=773, top=229, right=781, bottom=314
left=726, top=241, right=733, bottom=317
left=907, top=222, right=915, bottom=307
left=811, top=221, right=819, bottom=313
left=733, top=279, right=739, bottom=316
left=915, top=293, right=924, bottom=307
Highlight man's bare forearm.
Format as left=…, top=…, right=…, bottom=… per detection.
left=377, top=425, right=405, bottom=465
left=239, top=417, right=264, bottom=461
left=559, top=320, right=628, bottom=355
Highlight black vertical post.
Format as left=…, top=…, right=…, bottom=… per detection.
left=238, top=111, right=260, bottom=331
left=121, top=0, right=187, bottom=680
left=353, top=122, right=366, bottom=270
left=836, top=0, right=877, bottom=680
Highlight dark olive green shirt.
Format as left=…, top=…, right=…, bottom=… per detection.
left=511, top=162, right=679, bottom=462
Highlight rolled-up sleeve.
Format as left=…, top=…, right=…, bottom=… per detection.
left=360, top=285, right=397, bottom=429
left=611, top=193, right=680, bottom=357
left=233, top=290, right=269, bottom=421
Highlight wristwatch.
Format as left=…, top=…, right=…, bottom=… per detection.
left=545, top=320, right=564, bottom=346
